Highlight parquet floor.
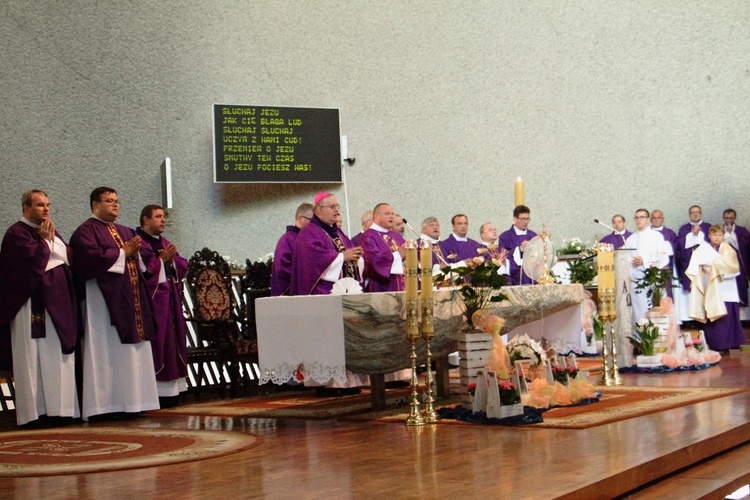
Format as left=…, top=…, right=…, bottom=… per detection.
left=2, top=352, right=750, bottom=499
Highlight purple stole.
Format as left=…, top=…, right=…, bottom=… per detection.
left=70, top=218, right=156, bottom=344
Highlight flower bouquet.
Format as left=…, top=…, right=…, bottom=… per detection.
left=551, top=365, right=579, bottom=385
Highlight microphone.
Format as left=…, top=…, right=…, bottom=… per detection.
left=593, top=219, right=615, bottom=232
left=594, top=219, right=625, bottom=246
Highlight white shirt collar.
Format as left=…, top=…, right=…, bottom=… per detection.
left=513, top=226, right=527, bottom=236
left=370, top=222, right=388, bottom=233
left=452, top=233, right=467, bottom=242
left=420, top=234, right=439, bottom=244
left=20, top=216, right=40, bottom=229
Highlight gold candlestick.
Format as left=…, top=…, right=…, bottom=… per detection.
left=404, top=242, right=424, bottom=426
left=420, top=243, right=440, bottom=423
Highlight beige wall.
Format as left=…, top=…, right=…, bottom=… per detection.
left=2, top=0, right=749, bottom=261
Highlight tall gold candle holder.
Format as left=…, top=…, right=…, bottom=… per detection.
left=404, top=241, right=424, bottom=426
left=597, top=246, right=622, bottom=386
left=420, top=241, right=440, bottom=423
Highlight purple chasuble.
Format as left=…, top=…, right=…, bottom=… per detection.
left=0, top=222, right=78, bottom=366
left=70, top=218, right=156, bottom=344
left=498, top=226, right=538, bottom=285
left=676, top=221, right=712, bottom=292
left=136, top=228, right=188, bottom=382
left=600, top=231, right=631, bottom=249
left=270, top=225, right=300, bottom=296
left=726, top=225, right=750, bottom=306
left=438, top=234, right=483, bottom=265
left=290, top=215, right=360, bottom=295
left=361, top=228, right=405, bottom=292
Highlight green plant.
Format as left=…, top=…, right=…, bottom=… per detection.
left=568, top=255, right=597, bottom=284
left=592, top=313, right=604, bottom=341
left=634, top=266, right=672, bottom=307
left=434, top=259, right=508, bottom=327
left=628, top=319, right=660, bottom=356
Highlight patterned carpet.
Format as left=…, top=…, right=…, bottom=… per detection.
left=0, top=426, right=263, bottom=477
left=350, top=385, right=748, bottom=429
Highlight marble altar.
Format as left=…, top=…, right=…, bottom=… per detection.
left=257, top=284, right=586, bottom=384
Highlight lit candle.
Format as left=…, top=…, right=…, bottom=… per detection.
left=405, top=241, right=419, bottom=339
left=420, top=240, right=434, bottom=335
left=515, top=177, right=525, bottom=207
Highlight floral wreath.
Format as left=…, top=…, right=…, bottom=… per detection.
left=506, top=333, right=547, bottom=366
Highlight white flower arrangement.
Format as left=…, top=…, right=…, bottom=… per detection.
left=506, top=333, right=547, bottom=365
left=557, top=237, right=593, bottom=256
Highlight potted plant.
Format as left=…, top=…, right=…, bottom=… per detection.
left=434, top=259, right=508, bottom=328
left=633, top=266, right=672, bottom=308
left=628, top=319, right=662, bottom=366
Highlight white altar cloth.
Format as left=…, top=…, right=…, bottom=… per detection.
left=256, top=295, right=348, bottom=385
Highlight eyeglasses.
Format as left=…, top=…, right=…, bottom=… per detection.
left=319, top=204, right=340, bottom=211
left=99, top=198, right=120, bottom=205
left=517, top=217, right=530, bottom=221
left=300, top=215, right=312, bottom=221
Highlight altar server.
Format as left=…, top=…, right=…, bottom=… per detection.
left=290, top=193, right=362, bottom=296
left=499, top=205, right=537, bottom=285
left=0, top=190, right=80, bottom=425
left=137, top=204, right=189, bottom=403
left=70, top=187, right=159, bottom=419
left=599, top=215, right=631, bottom=249
left=625, top=209, right=671, bottom=323
left=686, top=224, right=744, bottom=355
left=270, top=203, right=313, bottom=296
left=361, top=203, right=406, bottom=292
left=439, top=214, right=483, bottom=265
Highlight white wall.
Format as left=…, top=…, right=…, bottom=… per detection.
left=2, top=0, right=749, bottom=261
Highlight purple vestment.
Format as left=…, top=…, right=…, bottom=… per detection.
left=70, top=218, right=156, bottom=343
left=599, top=231, right=631, bottom=249
left=270, top=225, right=300, bottom=296
left=498, top=226, right=538, bottom=285
left=676, top=222, right=712, bottom=291
left=0, top=222, right=78, bottom=366
left=726, top=225, right=750, bottom=306
left=438, top=234, right=483, bottom=265
left=290, top=216, right=360, bottom=295
left=137, top=229, right=188, bottom=383
left=652, top=225, right=678, bottom=298
left=351, top=231, right=364, bottom=247
left=361, top=228, right=405, bottom=292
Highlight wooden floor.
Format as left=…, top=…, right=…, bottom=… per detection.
left=3, top=353, right=750, bottom=499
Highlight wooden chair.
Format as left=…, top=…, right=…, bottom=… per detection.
left=184, top=248, right=255, bottom=397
